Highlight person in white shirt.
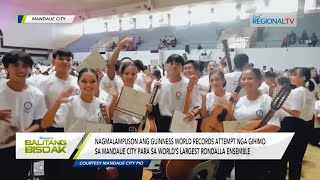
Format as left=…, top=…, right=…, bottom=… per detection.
left=34, top=49, right=80, bottom=180
left=0, top=50, right=47, bottom=180
left=99, top=37, right=134, bottom=94
left=311, top=100, right=320, bottom=147
left=153, top=54, right=201, bottom=133
left=198, top=61, right=219, bottom=92
left=133, top=59, right=146, bottom=89
left=279, top=67, right=316, bottom=180
left=259, top=71, right=277, bottom=96
left=200, top=70, right=232, bottom=121
left=183, top=60, right=204, bottom=131
left=224, top=54, right=249, bottom=95
left=41, top=68, right=117, bottom=180
left=199, top=70, right=234, bottom=180
left=233, top=68, right=281, bottom=180
left=106, top=63, right=151, bottom=180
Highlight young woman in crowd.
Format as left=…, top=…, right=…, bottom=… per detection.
left=233, top=68, right=281, bottom=180
left=41, top=68, right=118, bottom=180
left=107, top=62, right=152, bottom=180
left=279, top=67, right=316, bottom=180
left=199, top=69, right=234, bottom=180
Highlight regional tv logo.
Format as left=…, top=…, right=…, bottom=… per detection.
left=25, top=136, right=67, bottom=153
left=250, top=13, right=297, bottom=27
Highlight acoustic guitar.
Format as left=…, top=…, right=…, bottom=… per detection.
left=240, top=83, right=291, bottom=132
left=161, top=75, right=202, bottom=180
left=138, top=84, right=159, bottom=132
left=201, top=85, right=241, bottom=132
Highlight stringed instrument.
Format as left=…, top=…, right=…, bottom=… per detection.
left=201, top=86, right=241, bottom=132
left=161, top=75, right=202, bottom=180
left=138, top=84, right=159, bottom=132
left=188, top=160, right=219, bottom=180
left=240, top=83, right=291, bottom=132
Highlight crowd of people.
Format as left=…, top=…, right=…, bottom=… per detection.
left=159, top=35, right=177, bottom=49
left=0, top=37, right=320, bottom=180
left=282, top=30, right=318, bottom=47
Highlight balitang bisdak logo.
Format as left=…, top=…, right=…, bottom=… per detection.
left=250, top=13, right=297, bottom=27
left=25, top=136, right=67, bottom=153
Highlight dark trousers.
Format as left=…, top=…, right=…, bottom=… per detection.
left=155, top=115, right=172, bottom=132
left=0, top=146, right=31, bottom=180
left=279, top=117, right=310, bottom=180
left=44, top=126, right=66, bottom=180
left=235, top=160, right=281, bottom=180
left=215, top=160, right=234, bottom=180
left=112, top=123, right=143, bottom=180
left=309, top=119, right=320, bottom=146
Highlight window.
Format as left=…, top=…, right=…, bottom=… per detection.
left=170, top=6, right=189, bottom=26
left=83, top=18, right=106, bottom=34
left=107, top=18, right=120, bottom=32
left=122, top=17, right=134, bottom=31
left=135, top=14, right=150, bottom=29
left=152, top=12, right=169, bottom=27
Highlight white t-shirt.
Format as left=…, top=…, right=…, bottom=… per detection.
left=283, top=86, right=315, bottom=121
left=0, top=78, right=8, bottom=85
left=259, top=82, right=270, bottom=95
left=224, top=71, right=245, bottom=96
left=100, top=74, right=123, bottom=93
left=234, top=94, right=280, bottom=127
left=27, top=74, right=46, bottom=87
left=113, top=85, right=146, bottom=124
left=0, top=83, right=47, bottom=149
left=0, top=69, right=6, bottom=78
left=55, top=96, right=106, bottom=132
left=206, top=91, right=232, bottom=115
left=35, top=73, right=80, bottom=128
left=197, top=75, right=210, bottom=93
left=135, top=72, right=146, bottom=90
left=154, top=77, right=201, bottom=117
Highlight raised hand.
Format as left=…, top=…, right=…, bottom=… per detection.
left=119, top=37, right=134, bottom=47
left=96, top=68, right=104, bottom=82
left=0, top=109, right=12, bottom=123
left=143, top=71, right=154, bottom=85
left=105, top=84, right=118, bottom=98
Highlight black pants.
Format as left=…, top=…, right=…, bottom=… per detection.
left=279, top=117, right=311, bottom=180
left=112, top=123, right=143, bottom=180
left=235, top=160, right=281, bottom=180
left=44, top=126, right=66, bottom=180
left=215, top=160, right=234, bottom=180
left=155, top=115, right=172, bottom=132
left=0, top=146, right=31, bottom=180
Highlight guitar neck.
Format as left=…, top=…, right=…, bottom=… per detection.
left=229, top=86, right=242, bottom=103
left=255, top=109, right=275, bottom=129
